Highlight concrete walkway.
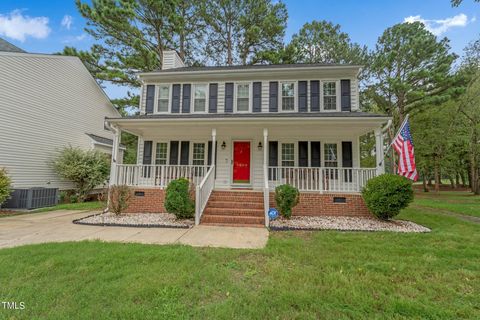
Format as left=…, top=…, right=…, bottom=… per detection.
left=0, top=210, right=269, bottom=250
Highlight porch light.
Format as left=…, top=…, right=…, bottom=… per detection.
left=257, top=142, right=263, bottom=150
left=221, top=141, right=226, bottom=150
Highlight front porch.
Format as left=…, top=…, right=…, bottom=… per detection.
left=106, top=116, right=388, bottom=226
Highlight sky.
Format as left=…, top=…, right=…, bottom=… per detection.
left=0, top=0, right=479, bottom=100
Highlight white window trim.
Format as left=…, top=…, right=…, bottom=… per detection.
left=279, top=141, right=297, bottom=167
left=322, top=142, right=342, bottom=168
left=279, top=81, right=297, bottom=112
left=191, top=83, right=209, bottom=114
left=234, top=82, right=252, bottom=113
left=153, top=141, right=170, bottom=165
left=320, top=80, right=341, bottom=112
left=154, top=84, right=171, bottom=114
left=191, top=141, right=207, bottom=166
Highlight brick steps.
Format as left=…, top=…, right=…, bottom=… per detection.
left=201, top=190, right=265, bottom=227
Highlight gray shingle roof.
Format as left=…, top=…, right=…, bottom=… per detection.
left=149, top=63, right=361, bottom=73
left=86, top=133, right=126, bottom=149
left=0, top=38, right=25, bottom=53
left=107, top=112, right=388, bottom=121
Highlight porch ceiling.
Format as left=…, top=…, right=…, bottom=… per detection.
left=108, top=116, right=390, bottom=138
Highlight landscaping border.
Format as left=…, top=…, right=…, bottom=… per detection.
left=72, top=213, right=193, bottom=229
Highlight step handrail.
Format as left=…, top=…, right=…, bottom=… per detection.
left=195, top=165, right=215, bottom=225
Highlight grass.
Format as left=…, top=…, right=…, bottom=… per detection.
left=0, top=201, right=102, bottom=218
left=0, top=193, right=479, bottom=319
left=414, top=191, right=480, bottom=217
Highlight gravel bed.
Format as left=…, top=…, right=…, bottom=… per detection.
left=75, top=212, right=194, bottom=228
left=270, top=216, right=430, bottom=233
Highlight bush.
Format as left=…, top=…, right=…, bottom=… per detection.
left=275, top=184, right=300, bottom=219
left=52, top=147, right=110, bottom=202
left=164, top=178, right=195, bottom=219
left=0, top=168, right=12, bottom=206
left=362, top=174, right=414, bottom=220
left=108, top=185, right=133, bottom=215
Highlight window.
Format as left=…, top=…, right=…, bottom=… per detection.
left=236, top=83, right=250, bottom=112
left=281, top=82, right=295, bottom=111
left=323, top=81, right=337, bottom=110
left=192, top=143, right=205, bottom=165
left=281, top=143, right=295, bottom=167
left=157, top=85, right=169, bottom=112
left=155, top=143, right=168, bottom=165
left=193, top=84, right=207, bottom=112
left=324, top=143, right=338, bottom=167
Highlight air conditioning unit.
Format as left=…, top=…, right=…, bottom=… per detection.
left=3, top=188, right=58, bottom=210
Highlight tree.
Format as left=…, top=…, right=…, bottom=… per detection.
left=451, top=0, right=480, bottom=6
left=289, top=20, right=368, bottom=65
left=366, top=22, right=457, bottom=127
left=203, top=0, right=287, bottom=65
left=52, top=147, right=110, bottom=202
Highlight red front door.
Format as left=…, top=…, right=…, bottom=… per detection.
left=233, top=141, right=251, bottom=184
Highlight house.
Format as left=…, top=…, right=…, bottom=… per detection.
left=106, top=51, right=390, bottom=227
left=0, top=38, right=124, bottom=200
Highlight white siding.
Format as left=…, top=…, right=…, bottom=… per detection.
left=0, top=53, right=120, bottom=189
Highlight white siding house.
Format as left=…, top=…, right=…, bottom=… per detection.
left=0, top=48, right=122, bottom=190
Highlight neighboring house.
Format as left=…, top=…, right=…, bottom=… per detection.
left=0, top=38, right=124, bottom=196
left=106, top=50, right=390, bottom=227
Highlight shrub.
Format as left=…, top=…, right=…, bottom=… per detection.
left=275, top=184, right=300, bottom=219
left=164, top=178, right=195, bottom=219
left=108, top=185, right=133, bottom=215
left=362, top=174, right=414, bottom=220
left=52, top=147, right=110, bottom=202
left=0, top=168, right=12, bottom=206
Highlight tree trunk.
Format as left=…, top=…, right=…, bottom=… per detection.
left=455, top=172, right=460, bottom=188
left=461, top=170, right=467, bottom=187
left=422, top=171, right=429, bottom=192
left=470, top=127, right=479, bottom=194
left=434, top=156, right=440, bottom=192
left=449, top=177, right=455, bottom=189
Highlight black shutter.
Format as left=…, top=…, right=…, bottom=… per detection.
left=182, top=84, right=191, bottom=113
left=298, top=81, right=308, bottom=112
left=209, top=83, right=218, bottom=113
left=253, top=82, right=262, bottom=112
left=143, top=140, right=153, bottom=178
left=342, top=141, right=353, bottom=182
left=310, top=81, right=320, bottom=112
left=341, top=79, right=351, bottom=112
left=268, top=141, right=278, bottom=180
left=225, top=83, right=234, bottom=113
left=208, top=141, right=218, bottom=177
left=169, top=141, right=179, bottom=165
left=310, top=141, right=321, bottom=167
left=145, top=85, right=155, bottom=114
left=180, top=141, right=190, bottom=165
left=269, top=81, right=278, bottom=112
left=298, top=141, right=308, bottom=167
left=171, top=84, right=181, bottom=113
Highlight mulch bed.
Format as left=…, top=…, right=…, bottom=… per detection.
left=73, top=212, right=194, bottom=229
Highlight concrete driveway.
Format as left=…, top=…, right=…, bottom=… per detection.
left=0, top=210, right=269, bottom=250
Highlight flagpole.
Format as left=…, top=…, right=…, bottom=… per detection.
left=378, top=114, right=409, bottom=167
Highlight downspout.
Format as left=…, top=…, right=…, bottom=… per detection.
left=104, top=119, right=120, bottom=214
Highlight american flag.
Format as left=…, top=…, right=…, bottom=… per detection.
left=392, top=118, right=418, bottom=181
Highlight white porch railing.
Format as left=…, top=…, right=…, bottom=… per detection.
left=268, top=167, right=377, bottom=193
left=195, top=165, right=215, bottom=225
left=263, top=164, right=270, bottom=228
left=114, top=164, right=209, bottom=188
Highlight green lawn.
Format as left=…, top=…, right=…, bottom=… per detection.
left=414, top=191, right=480, bottom=217
left=0, top=201, right=102, bottom=218
left=0, top=193, right=479, bottom=319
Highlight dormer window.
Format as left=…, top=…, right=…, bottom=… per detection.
left=193, top=84, right=207, bottom=112
left=323, top=81, right=337, bottom=111
left=281, top=82, right=295, bottom=111
left=157, top=84, right=170, bottom=112
left=236, top=83, right=250, bottom=112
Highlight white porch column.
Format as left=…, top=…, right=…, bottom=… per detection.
left=374, top=128, right=385, bottom=176
left=263, top=128, right=269, bottom=227
left=211, top=128, right=217, bottom=167
left=109, top=125, right=121, bottom=186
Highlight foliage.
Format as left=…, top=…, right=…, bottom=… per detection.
left=52, top=147, right=110, bottom=202
left=0, top=168, right=12, bottom=206
left=108, top=185, right=133, bottom=215
left=274, top=184, right=299, bottom=219
left=362, top=174, right=414, bottom=220
left=121, top=132, right=138, bottom=164
left=164, top=178, right=195, bottom=219
left=451, top=0, right=480, bottom=6
left=366, top=22, right=457, bottom=126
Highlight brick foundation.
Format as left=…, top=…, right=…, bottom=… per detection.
left=269, top=192, right=372, bottom=217
left=124, top=188, right=166, bottom=213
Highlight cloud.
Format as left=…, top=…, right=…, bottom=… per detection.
left=404, top=13, right=473, bottom=36
left=61, top=33, right=88, bottom=44
left=61, top=15, right=73, bottom=30
left=0, top=10, right=50, bottom=42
